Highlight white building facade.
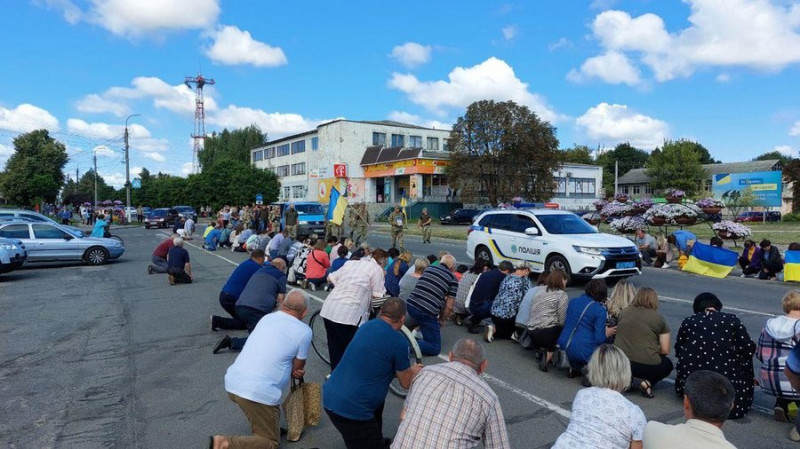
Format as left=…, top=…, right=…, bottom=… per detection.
left=251, top=120, right=451, bottom=205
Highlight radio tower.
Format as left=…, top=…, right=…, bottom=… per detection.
left=184, top=73, right=215, bottom=173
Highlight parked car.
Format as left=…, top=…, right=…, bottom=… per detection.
left=0, top=222, right=123, bottom=265
left=174, top=205, right=198, bottom=222
left=271, top=202, right=326, bottom=236
left=144, top=208, right=180, bottom=229
left=440, top=208, right=480, bottom=225
left=467, top=209, right=641, bottom=284
left=734, top=211, right=781, bottom=222
left=0, top=208, right=85, bottom=237
left=0, top=236, right=27, bottom=274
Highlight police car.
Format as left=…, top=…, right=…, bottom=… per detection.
left=466, top=209, right=641, bottom=283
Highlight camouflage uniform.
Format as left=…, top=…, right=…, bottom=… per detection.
left=354, top=204, right=369, bottom=245
left=419, top=211, right=432, bottom=244
left=388, top=209, right=405, bottom=250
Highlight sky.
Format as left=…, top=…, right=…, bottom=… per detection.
left=3, top=0, right=800, bottom=187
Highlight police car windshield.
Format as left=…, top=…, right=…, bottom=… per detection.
left=295, top=205, right=323, bottom=215
left=537, top=214, right=598, bottom=234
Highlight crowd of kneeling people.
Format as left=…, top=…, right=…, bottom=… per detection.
left=147, top=228, right=800, bottom=448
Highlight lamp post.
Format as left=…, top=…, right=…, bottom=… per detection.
left=124, top=114, right=140, bottom=225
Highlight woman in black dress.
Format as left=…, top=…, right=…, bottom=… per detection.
left=674, top=292, right=756, bottom=419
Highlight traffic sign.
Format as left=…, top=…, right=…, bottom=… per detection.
left=255, top=193, right=263, bottom=205
left=132, top=178, right=141, bottom=189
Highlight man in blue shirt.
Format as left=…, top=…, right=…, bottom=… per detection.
left=668, top=230, right=697, bottom=257
left=166, top=237, right=192, bottom=285
left=204, top=222, right=222, bottom=251
left=211, top=249, right=266, bottom=331
left=466, top=260, right=513, bottom=333
left=324, top=298, right=422, bottom=448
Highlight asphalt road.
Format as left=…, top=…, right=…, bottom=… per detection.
left=0, top=226, right=797, bottom=448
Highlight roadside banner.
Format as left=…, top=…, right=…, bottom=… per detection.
left=785, top=251, right=800, bottom=282
left=682, top=242, right=738, bottom=278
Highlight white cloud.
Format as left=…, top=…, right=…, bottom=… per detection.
left=76, top=94, right=130, bottom=117
left=567, top=51, right=641, bottom=85
left=387, top=111, right=451, bottom=130
left=0, top=103, right=60, bottom=133
left=576, top=1, right=800, bottom=83
left=548, top=37, right=573, bottom=51
left=715, top=73, right=732, bottom=82
left=142, top=152, right=166, bottom=162
left=790, top=121, right=800, bottom=136
left=67, top=118, right=151, bottom=140
left=773, top=145, right=797, bottom=157
left=204, top=25, right=287, bottom=67
left=93, top=145, right=116, bottom=157
left=100, top=171, right=126, bottom=188
left=181, top=162, right=194, bottom=175
left=40, top=0, right=220, bottom=38
left=590, top=0, right=618, bottom=10
left=207, top=105, right=320, bottom=139
left=388, top=57, right=561, bottom=123
left=390, top=42, right=432, bottom=68
left=502, top=25, right=518, bottom=41
left=79, top=76, right=216, bottom=117
left=575, top=102, right=669, bottom=149
left=0, top=143, right=12, bottom=170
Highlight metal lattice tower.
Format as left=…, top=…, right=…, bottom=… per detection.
left=184, top=73, right=215, bottom=173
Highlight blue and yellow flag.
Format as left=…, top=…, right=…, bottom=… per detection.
left=784, top=251, right=800, bottom=282
left=327, top=187, right=348, bottom=226
left=682, top=242, right=739, bottom=278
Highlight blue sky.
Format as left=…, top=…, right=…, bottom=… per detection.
left=2, top=0, right=800, bottom=187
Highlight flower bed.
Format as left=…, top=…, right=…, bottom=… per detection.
left=594, top=199, right=607, bottom=211
left=664, top=188, right=686, bottom=204
left=600, top=201, right=632, bottom=217
left=697, top=197, right=724, bottom=215
left=609, top=216, right=646, bottom=234
left=712, top=220, right=752, bottom=239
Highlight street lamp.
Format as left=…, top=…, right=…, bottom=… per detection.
left=124, top=114, right=140, bottom=224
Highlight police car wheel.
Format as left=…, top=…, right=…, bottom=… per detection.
left=475, top=245, right=493, bottom=266
left=546, top=255, right=571, bottom=284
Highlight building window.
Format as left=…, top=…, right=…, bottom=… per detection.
left=409, top=135, right=422, bottom=147
left=372, top=132, right=386, bottom=146
left=633, top=185, right=641, bottom=195
left=291, top=185, right=306, bottom=199
left=391, top=134, right=405, bottom=147
left=276, top=165, right=290, bottom=177
left=443, top=139, right=450, bottom=152
left=252, top=150, right=263, bottom=162
left=291, top=140, right=306, bottom=154
left=283, top=187, right=291, bottom=199
left=622, top=186, right=629, bottom=195
left=644, top=185, right=653, bottom=194
left=265, top=147, right=275, bottom=159
left=291, top=162, right=306, bottom=176
left=311, top=137, right=319, bottom=150
left=567, top=178, right=596, bottom=197
left=554, top=177, right=566, bottom=195
left=277, top=144, right=290, bottom=157
left=427, top=137, right=439, bottom=151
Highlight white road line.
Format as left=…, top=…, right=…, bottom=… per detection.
left=660, top=295, right=777, bottom=318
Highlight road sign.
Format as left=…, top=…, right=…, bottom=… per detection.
left=255, top=193, right=263, bottom=205
left=132, top=178, right=141, bottom=189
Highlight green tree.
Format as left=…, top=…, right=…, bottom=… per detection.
left=561, top=145, right=595, bottom=164
left=62, top=169, right=116, bottom=205
left=448, top=100, right=562, bottom=204
left=721, top=187, right=757, bottom=219
left=0, top=130, right=69, bottom=206
left=784, top=159, right=800, bottom=213
left=646, top=139, right=709, bottom=197
left=184, top=159, right=280, bottom=210
left=198, top=125, right=268, bottom=169
left=754, top=150, right=793, bottom=166
left=595, top=142, right=650, bottom=194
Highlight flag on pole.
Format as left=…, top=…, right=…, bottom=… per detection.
left=327, top=187, right=348, bottom=226
left=784, top=251, right=800, bottom=282
left=400, top=195, right=407, bottom=220
left=682, top=242, right=738, bottom=278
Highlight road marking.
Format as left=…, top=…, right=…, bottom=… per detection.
left=660, top=295, right=777, bottom=318
left=177, top=235, right=775, bottom=418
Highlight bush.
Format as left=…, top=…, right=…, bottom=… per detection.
left=784, top=213, right=800, bottom=222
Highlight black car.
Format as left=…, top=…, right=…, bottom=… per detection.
left=440, top=208, right=480, bottom=225
left=174, top=205, right=198, bottom=222
left=144, top=208, right=180, bottom=229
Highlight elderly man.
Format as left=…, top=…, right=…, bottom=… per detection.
left=324, top=298, right=423, bottom=449
left=392, top=339, right=510, bottom=449
left=211, top=250, right=267, bottom=332
left=643, top=370, right=737, bottom=448
left=210, top=290, right=312, bottom=449
left=635, top=228, right=657, bottom=266
left=167, top=237, right=192, bottom=285
left=407, top=254, right=459, bottom=356
left=214, top=258, right=288, bottom=354
left=148, top=233, right=176, bottom=275
left=320, top=248, right=389, bottom=370
left=388, top=205, right=405, bottom=250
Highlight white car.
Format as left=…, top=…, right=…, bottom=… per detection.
left=467, top=209, right=641, bottom=282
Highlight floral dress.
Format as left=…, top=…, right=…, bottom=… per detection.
left=674, top=310, right=756, bottom=419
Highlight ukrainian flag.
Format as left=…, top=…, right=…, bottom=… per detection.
left=682, top=242, right=738, bottom=278
left=327, top=187, right=348, bottom=226
left=784, top=251, right=800, bottom=282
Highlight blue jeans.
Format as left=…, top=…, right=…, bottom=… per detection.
left=269, top=249, right=278, bottom=260
left=230, top=306, right=267, bottom=351
left=468, top=301, right=492, bottom=321
left=407, top=303, right=441, bottom=356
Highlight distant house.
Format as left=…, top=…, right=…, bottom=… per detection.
left=616, top=159, right=783, bottom=198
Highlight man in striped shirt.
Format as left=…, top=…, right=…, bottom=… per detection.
left=407, top=254, right=459, bottom=356
left=391, top=339, right=510, bottom=449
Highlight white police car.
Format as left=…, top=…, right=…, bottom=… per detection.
left=467, top=209, right=641, bottom=283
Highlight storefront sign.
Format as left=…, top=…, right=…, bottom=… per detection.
left=334, top=164, right=347, bottom=178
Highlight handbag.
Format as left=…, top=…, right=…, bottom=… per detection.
left=464, top=273, right=482, bottom=310
left=282, top=378, right=306, bottom=442
left=554, top=301, right=594, bottom=371
left=302, top=380, right=322, bottom=426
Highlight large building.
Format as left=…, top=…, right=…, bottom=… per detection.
left=250, top=120, right=451, bottom=205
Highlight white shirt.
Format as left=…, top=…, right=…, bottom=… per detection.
left=224, top=311, right=312, bottom=406
left=321, top=258, right=386, bottom=326
left=184, top=218, right=194, bottom=234
left=643, top=419, right=736, bottom=449
left=553, top=387, right=646, bottom=449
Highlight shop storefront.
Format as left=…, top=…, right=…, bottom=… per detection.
left=360, top=147, right=450, bottom=204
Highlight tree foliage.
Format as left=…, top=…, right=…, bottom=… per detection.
left=595, top=142, right=650, bottom=194
left=448, top=100, right=562, bottom=204
left=561, top=145, right=595, bottom=164
left=62, top=169, right=118, bottom=205
left=784, top=159, right=800, bottom=213
left=721, top=187, right=757, bottom=218
left=198, top=125, right=268, bottom=169
left=0, top=130, right=69, bottom=206
left=646, top=139, right=709, bottom=197
left=754, top=150, right=793, bottom=166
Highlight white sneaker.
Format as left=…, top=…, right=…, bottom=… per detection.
left=790, top=427, right=800, bottom=442
left=411, top=328, right=423, bottom=340
left=740, top=274, right=746, bottom=278
left=661, top=263, right=670, bottom=269
left=484, top=325, right=496, bottom=343
left=309, top=283, right=316, bottom=291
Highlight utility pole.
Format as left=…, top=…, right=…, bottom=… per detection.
left=94, top=151, right=98, bottom=210
left=124, top=114, right=140, bottom=225
left=614, top=160, right=619, bottom=197
left=185, top=73, right=215, bottom=173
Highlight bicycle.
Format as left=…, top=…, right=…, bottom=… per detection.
left=309, top=302, right=423, bottom=398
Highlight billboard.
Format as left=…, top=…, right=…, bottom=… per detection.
left=712, top=170, right=782, bottom=207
